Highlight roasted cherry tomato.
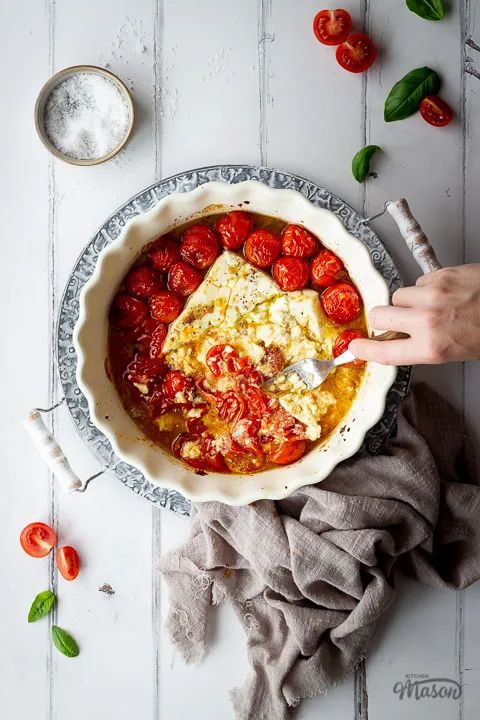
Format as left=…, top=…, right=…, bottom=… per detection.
left=218, top=434, right=266, bottom=473
left=180, top=224, right=220, bottom=269
left=206, top=344, right=247, bottom=377
left=313, top=8, right=352, bottom=45
left=148, top=237, right=181, bottom=271
left=126, top=354, right=166, bottom=386
left=281, top=224, right=318, bottom=258
left=163, top=370, right=193, bottom=402
left=110, top=293, right=148, bottom=329
left=147, top=387, right=172, bottom=418
left=242, top=385, right=271, bottom=415
left=215, top=211, right=253, bottom=250
left=231, top=418, right=263, bottom=457
left=20, top=522, right=57, bottom=558
left=332, top=329, right=367, bottom=365
left=257, top=345, right=285, bottom=380
left=269, top=439, right=308, bottom=465
left=149, top=290, right=183, bottom=323
left=125, top=266, right=165, bottom=298
left=56, top=546, right=80, bottom=581
left=168, top=261, right=203, bottom=296
left=336, top=33, right=377, bottom=73
left=311, top=249, right=345, bottom=287
left=149, top=323, right=167, bottom=358
left=186, top=415, right=207, bottom=435
left=272, top=257, right=310, bottom=292
left=419, top=96, right=453, bottom=127
left=244, top=229, right=281, bottom=269
left=172, top=434, right=228, bottom=473
left=321, top=282, right=362, bottom=324
left=216, top=391, right=248, bottom=424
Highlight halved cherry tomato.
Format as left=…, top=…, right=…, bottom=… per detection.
left=216, top=391, right=248, bottom=424
left=311, top=249, right=345, bottom=288
left=244, top=229, right=281, bottom=268
left=180, top=225, right=220, bottom=269
left=313, top=8, right=352, bottom=46
left=321, top=282, right=362, bottom=324
left=215, top=211, right=253, bottom=250
left=206, top=344, right=247, bottom=377
left=110, top=294, right=148, bottom=329
left=281, top=224, right=318, bottom=258
left=272, top=257, right=310, bottom=291
left=149, top=323, right=167, bottom=358
left=168, top=261, right=203, bottom=296
left=125, top=266, right=165, bottom=298
left=20, top=522, right=56, bottom=558
left=56, top=546, right=80, bottom=581
left=336, top=33, right=377, bottom=73
left=231, top=418, right=263, bottom=457
left=163, top=370, right=193, bottom=402
left=148, top=237, right=181, bottom=271
left=150, top=290, right=183, bottom=323
left=332, top=329, right=367, bottom=365
left=419, top=96, right=453, bottom=128
left=269, top=439, right=308, bottom=465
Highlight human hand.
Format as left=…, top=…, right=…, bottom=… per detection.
left=349, top=264, right=480, bottom=365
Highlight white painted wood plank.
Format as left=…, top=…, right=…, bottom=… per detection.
left=0, top=2, right=52, bottom=717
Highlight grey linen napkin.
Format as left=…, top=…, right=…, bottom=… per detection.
left=159, top=383, right=480, bottom=719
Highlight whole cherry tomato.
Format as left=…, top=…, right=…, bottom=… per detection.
left=272, top=257, right=310, bottom=291
left=168, top=261, right=203, bottom=296
left=321, top=282, right=362, bottom=324
left=332, top=329, right=367, bottom=365
left=244, top=229, right=281, bottom=268
left=311, top=249, right=345, bottom=288
left=125, top=266, right=165, bottom=298
left=281, top=224, right=318, bottom=258
left=172, top=434, right=228, bottom=473
left=56, top=546, right=81, bottom=581
left=148, top=237, right=181, bottom=271
left=206, top=344, right=247, bottom=377
left=110, top=294, right=148, bottom=329
left=268, top=439, right=308, bottom=465
left=419, top=96, right=453, bottom=127
left=163, top=370, right=193, bottom=402
left=336, top=33, right=377, bottom=73
left=20, top=522, right=56, bottom=558
left=313, top=8, right=352, bottom=45
left=215, top=211, right=253, bottom=250
left=180, top=225, right=220, bottom=269
left=150, top=291, right=183, bottom=323
left=216, top=391, right=248, bottom=424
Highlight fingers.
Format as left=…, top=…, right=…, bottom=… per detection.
left=349, top=338, right=421, bottom=365
left=391, top=285, right=433, bottom=308
left=368, top=305, right=417, bottom=332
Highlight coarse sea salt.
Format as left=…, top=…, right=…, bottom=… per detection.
left=44, top=72, right=130, bottom=161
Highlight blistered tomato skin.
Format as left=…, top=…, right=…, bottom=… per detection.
left=215, top=211, right=253, bottom=250
left=321, top=282, right=362, bottom=324
left=110, top=293, right=148, bottom=329
left=269, top=439, right=308, bottom=465
left=311, top=249, right=345, bottom=288
left=149, top=291, right=183, bottom=323
left=148, top=238, right=181, bottom=272
left=244, top=229, right=282, bottom=268
left=281, top=225, right=318, bottom=258
left=168, top=261, right=203, bottom=296
left=336, top=33, right=377, bottom=73
left=125, top=266, right=165, bottom=298
left=313, top=9, right=352, bottom=45
left=206, top=344, right=248, bottom=377
left=273, top=257, right=310, bottom=292
left=180, top=225, right=220, bottom=269
left=149, top=323, right=167, bottom=358
left=332, top=329, right=366, bottom=365
left=162, top=370, right=194, bottom=402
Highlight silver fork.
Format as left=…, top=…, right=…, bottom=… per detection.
left=263, top=330, right=406, bottom=392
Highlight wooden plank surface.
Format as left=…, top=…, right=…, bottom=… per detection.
left=1, top=2, right=479, bottom=719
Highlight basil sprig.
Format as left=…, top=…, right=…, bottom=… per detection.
left=28, top=590, right=56, bottom=623
left=406, top=0, right=445, bottom=21
left=384, top=67, right=440, bottom=122
left=352, top=145, right=381, bottom=183
left=52, top=626, right=80, bottom=657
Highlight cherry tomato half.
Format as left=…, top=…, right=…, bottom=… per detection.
left=244, top=229, right=282, bottom=269
left=56, top=546, right=80, bottom=581
left=332, top=329, right=367, bottom=365
left=150, top=291, right=183, bottom=323
left=321, top=282, right=362, bottom=324
left=215, top=211, right=253, bottom=250
left=419, top=96, right=453, bottom=128
left=110, top=294, right=148, bottom=330
left=168, top=261, right=203, bottom=296
left=20, top=522, right=56, bottom=558
left=313, top=9, right=352, bottom=46
left=269, top=439, right=308, bottom=465
left=148, top=237, right=181, bottom=271
left=180, top=225, right=220, bottom=269
left=125, top=266, right=165, bottom=298
left=206, top=344, right=248, bottom=377
left=336, top=33, right=377, bottom=73
left=311, top=249, right=345, bottom=288
left=272, top=256, right=310, bottom=292
left=281, top=224, right=318, bottom=258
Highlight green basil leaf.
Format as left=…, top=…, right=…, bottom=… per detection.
left=52, top=626, right=79, bottom=657
left=406, top=0, right=445, bottom=21
left=352, top=145, right=381, bottom=183
left=384, top=67, right=441, bottom=122
left=28, top=590, right=56, bottom=623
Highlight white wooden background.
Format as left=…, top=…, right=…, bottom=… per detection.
left=1, top=1, right=480, bottom=718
